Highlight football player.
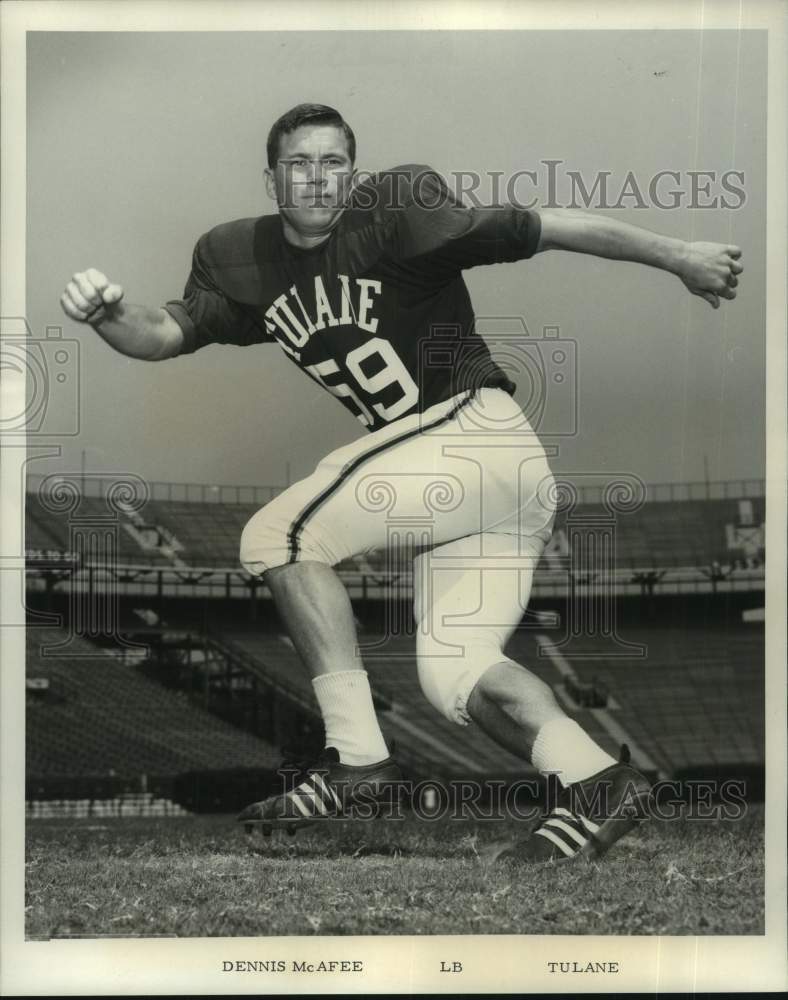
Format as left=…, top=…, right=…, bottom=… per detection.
left=61, top=104, right=742, bottom=862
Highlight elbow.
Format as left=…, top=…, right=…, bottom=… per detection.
left=148, top=309, right=185, bottom=360
left=147, top=340, right=181, bottom=362
left=533, top=210, right=568, bottom=253
left=534, top=208, right=600, bottom=254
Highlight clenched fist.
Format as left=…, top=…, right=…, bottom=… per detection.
left=678, top=242, right=743, bottom=309
left=60, top=269, right=124, bottom=323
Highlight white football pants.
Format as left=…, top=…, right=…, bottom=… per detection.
left=240, top=388, right=556, bottom=724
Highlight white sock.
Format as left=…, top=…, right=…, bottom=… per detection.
left=531, top=717, right=617, bottom=788
left=312, top=670, right=389, bottom=766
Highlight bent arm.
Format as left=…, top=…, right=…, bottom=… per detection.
left=60, top=268, right=184, bottom=360
left=536, top=209, right=743, bottom=309
left=90, top=303, right=184, bottom=361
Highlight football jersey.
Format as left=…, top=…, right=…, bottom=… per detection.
left=164, top=165, right=541, bottom=431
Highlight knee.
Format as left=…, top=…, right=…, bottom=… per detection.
left=521, top=469, right=557, bottom=551
left=416, top=624, right=504, bottom=727
left=472, top=657, right=557, bottom=710
left=239, top=507, right=283, bottom=575
left=239, top=507, right=340, bottom=575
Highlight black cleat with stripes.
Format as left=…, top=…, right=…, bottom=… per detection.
left=486, top=746, right=653, bottom=865
left=237, top=746, right=402, bottom=836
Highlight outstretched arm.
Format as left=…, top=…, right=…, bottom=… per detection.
left=536, top=210, right=743, bottom=310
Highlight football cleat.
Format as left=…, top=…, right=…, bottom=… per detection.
left=237, top=746, right=402, bottom=835
left=486, top=746, right=653, bottom=865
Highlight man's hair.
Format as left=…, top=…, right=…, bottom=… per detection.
left=266, top=103, right=356, bottom=168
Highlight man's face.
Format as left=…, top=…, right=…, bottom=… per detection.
left=266, top=124, right=356, bottom=238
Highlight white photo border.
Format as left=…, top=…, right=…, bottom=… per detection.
left=1, top=0, right=785, bottom=995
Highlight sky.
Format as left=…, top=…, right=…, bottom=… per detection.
left=26, top=29, right=766, bottom=492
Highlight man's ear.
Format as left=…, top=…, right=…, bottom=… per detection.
left=264, top=167, right=277, bottom=202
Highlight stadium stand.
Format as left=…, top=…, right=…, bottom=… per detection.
left=181, top=618, right=764, bottom=782
left=605, top=498, right=765, bottom=568
left=26, top=486, right=765, bottom=572
left=25, top=506, right=68, bottom=553
left=143, top=500, right=257, bottom=563
left=223, top=627, right=616, bottom=778
left=25, top=627, right=281, bottom=780
left=25, top=493, right=172, bottom=564
left=24, top=478, right=766, bottom=815
left=505, top=624, right=765, bottom=776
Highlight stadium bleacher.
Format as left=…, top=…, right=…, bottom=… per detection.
left=183, top=618, right=764, bottom=781
left=25, top=493, right=172, bottom=565
left=25, top=507, right=68, bottom=553
left=25, top=627, right=280, bottom=780
left=143, top=500, right=257, bottom=563
left=23, top=478, right=766, bottom=814
left=505, top=624, right=764, bottom=776
left=599, top=498, right=765, bottom=568
left=224, top=627, right=621, bottom=778
left=26, top=487, right=765, bottom=572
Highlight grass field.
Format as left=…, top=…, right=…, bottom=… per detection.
left=26, top=805, right=764, bottom=938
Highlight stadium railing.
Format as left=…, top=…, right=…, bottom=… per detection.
left=27, top=473, right=765, bottom=507
left=23, top=477, right=766, bottom=602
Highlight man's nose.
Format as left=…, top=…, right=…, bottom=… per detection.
left=307, top=162, right=327, bottom=185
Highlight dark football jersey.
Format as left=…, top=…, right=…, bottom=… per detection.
left=164, top=165, right=541, bottom=431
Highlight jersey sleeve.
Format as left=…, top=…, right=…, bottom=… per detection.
left=164, top=232, right=266, bottom=355
left=393, top=165, right=541, bottom=274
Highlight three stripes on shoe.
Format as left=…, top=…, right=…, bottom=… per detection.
left=285, top=773, right=342, bottom=818
left=284, top=783, right=604, bottom=841
left=533, top=806, right=600, bottom=858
